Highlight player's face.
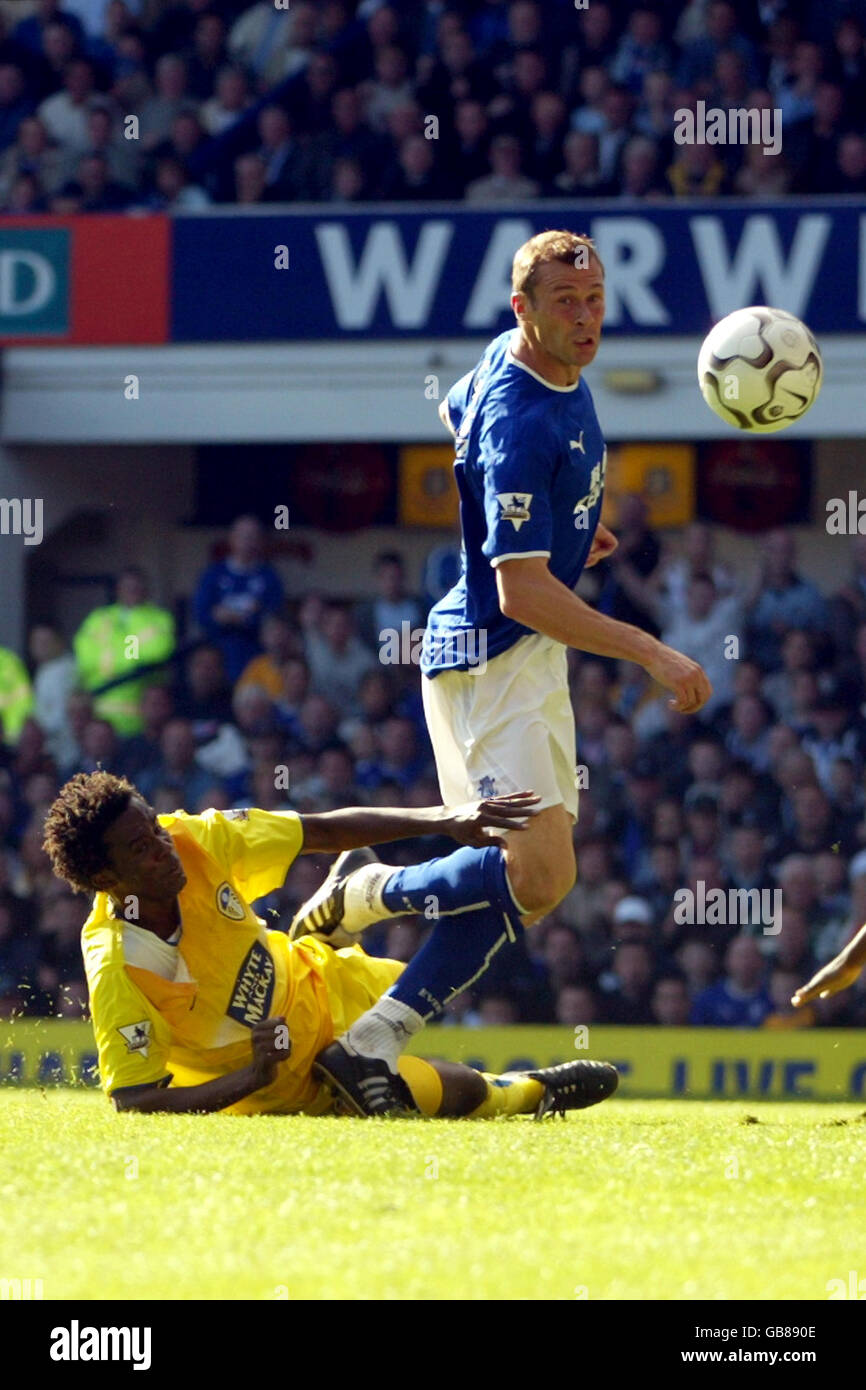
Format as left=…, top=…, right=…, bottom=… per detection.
left=513, top=258, right=605, bottom=370
left=97, top=797, right=187, bottom=898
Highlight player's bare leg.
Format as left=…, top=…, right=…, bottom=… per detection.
left=498, top=802, right=576, bottom=926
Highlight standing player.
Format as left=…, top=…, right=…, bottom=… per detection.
left=296, top=230, right=712, bottom=1116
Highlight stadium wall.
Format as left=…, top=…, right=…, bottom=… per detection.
left=5, top=1020, right=866, bottom=1101
left=3, top=436, right=866, bottom=650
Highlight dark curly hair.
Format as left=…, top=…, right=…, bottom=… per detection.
left=43, top=771, right=141, bottom=895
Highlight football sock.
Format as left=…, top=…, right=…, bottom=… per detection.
left=381, top=844, right=523, bottom=919
left=339, top=845, right=525, bottom=931
left=339, top=848, right=525, bottom=1070
left=467, top=1072, right=545, bottom=1119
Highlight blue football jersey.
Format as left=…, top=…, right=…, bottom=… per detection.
left=422, top=329, right=607, bottom=676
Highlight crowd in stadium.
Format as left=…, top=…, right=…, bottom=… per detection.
left=0, top=0, right=865, bottom=214
left=3, top=508, right=866, bottom=1031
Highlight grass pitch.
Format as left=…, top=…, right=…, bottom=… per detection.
left=1, top=1091, right=863, bottom=1301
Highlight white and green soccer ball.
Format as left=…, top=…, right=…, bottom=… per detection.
left=697, top=305, right=823, bottom=433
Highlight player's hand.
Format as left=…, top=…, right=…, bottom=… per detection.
left=251, top=1015, right=291, bottom=1087
left=644, top=643, right=713, bottom=714
left=791, top=953, right=863, bottom=1008
left=584, top=522, right=618, bottom=568
left=442, top=791, right=541, bottom=847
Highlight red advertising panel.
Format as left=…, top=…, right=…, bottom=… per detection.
left=0, top=215, right=169, bottom=345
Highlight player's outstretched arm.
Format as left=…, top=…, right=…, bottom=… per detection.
left=299, top=792, right=540, bottom=853
left=496, top=556, right=712, bottom=714
left=112, top=1017, right=290, bottom=1114
left=792, top=924, right=866, bottom=1008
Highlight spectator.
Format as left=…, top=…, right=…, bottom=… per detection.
left=651, top=973, right=691, bottom=1026
left=173, top=644, right=234, bottom=744
left=136, top=716, right=215, bottom=806
left=0, top=63, right=34, bottom=150
left=231, top=149, right=267, bottom=203
left=117, top=683, right=174, bottom=781
left=226, top=0, right=297, bottom=92
left=236, top=613, right=298, bottom=700
left=200, top=63, right=251, bottom=137
left=150, top=0, right=218, bottom=62
left=554, top=981, right=598, bottom=1026
left=137, top=53, right=190, bottom=151
left=602, top=941, right=656, bottom=1023
left=183, top=11, right=226, bottom=101
left=302, top=601, right=376, bottom=716
left=596, top=493, right=662, bottom=635
left=147, top=150, right=210, bottom=209
left=360, top=42, right=414, bottom=133
left=446, top=97, right=489, bottom=194
left=73, top=565, right=175, bottom=737
left=658, top=573, right=742, bottom=713
left=609, top=5, right=671, bottom=95
left=0, top=645, right=35, bottom=746
left=733, top=141, right=791, bottom=196
left=527, top=91, right=567, bottom=189
left=37, top=55, right=97, bottom=153
left=311, top=85, right=384, bottom=195
left=676, top=0, right=760, bottom=91
left=745, top=530, right=828, bottom=671
left=71, top=100, right=138, bottom=186
left=464, top=133, right=539, bottom=203
left=553, top=129, right=611, bottom=196
left=0, top=114, right=64, bottom=198
left=763, top=967, right=816, bottom=1028
left=594, top=82, right=635, bottom=184
left=788, top=80, right=846, bottom=193
left=691, top=935, right=773, bottom=1025
left=666, top=140, right=729, bottom=196
left=724, top=693, right=773, bottom=773
left=357, top=715, right=427, bottom=790
left=825, top=132, right=866, bottom=194
left=193, top=514, right=284, bottom=682
left=28, top=625, right=77, bottom=765
left=357, top=550, right=424, bottom=655
left=380, top=131, right=453, bottom=200
left=619, top=134, right=666, bottom=198
left=254, top=104, right=309, bottom=199
left=73, top=148, right=130, bottom=206
left=284, top=49, right=339, bottom=137
left=772, top=40, right=823, bottom=129
left=67, top=716, right=122, bottom=776
left=826, top=16, right=866, bottom=126
left=13, top=0, right=85, bottom=59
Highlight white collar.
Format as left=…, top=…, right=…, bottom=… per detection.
left=507, top=333, right=581, bottom=393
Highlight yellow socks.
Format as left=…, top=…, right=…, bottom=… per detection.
left=467, top=1071, right=545, bottom=1119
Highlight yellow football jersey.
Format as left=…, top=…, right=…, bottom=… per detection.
left=81, top=807, right=402, bottom=1114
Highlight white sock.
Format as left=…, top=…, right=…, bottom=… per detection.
left=340, top=995, right=425, bottom=1073
left=341, top=863, right=400, bottom=931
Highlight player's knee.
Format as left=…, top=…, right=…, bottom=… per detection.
left=508, top=855, right=575, bottom=917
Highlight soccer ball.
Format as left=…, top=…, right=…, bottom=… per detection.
left=697, top=306, right=822, bottom=433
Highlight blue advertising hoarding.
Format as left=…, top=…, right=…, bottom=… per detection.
left=171, top=199, right=866, bottom=342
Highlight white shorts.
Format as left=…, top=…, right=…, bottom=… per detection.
left=422, top=632, right=579, bottom=820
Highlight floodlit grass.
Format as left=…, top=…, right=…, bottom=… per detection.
left=1, top=1091, right=863, bottom=1301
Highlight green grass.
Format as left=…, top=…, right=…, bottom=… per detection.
left=1, top=1091, right=863, bottom=1300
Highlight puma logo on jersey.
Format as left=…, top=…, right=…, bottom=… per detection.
left=570, top=432, right=585, bottom=453
left=117, top=1021, right=152, bottom=1058
left=496, top=493, right=532, bottom=531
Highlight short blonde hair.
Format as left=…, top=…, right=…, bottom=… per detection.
left=512, top=230, right=602, bottom=300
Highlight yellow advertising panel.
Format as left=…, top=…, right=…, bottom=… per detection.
left=602, top=443, right=695, bottom=529
left=399, top=445, right=459, bottom=527
left=3, top=1022, right=866, bottom=1101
